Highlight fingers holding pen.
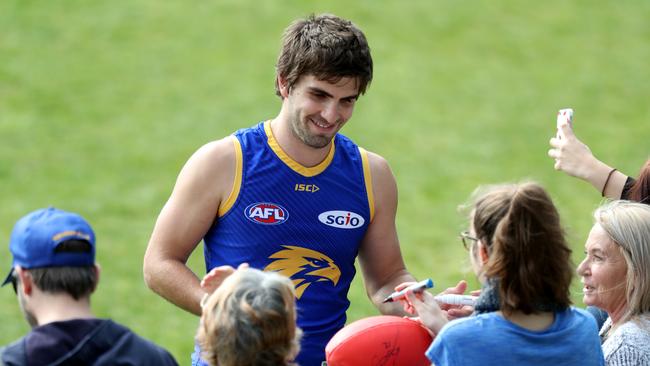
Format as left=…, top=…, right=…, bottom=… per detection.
left=437, top=280, right=476, bottom=319
left=405, top=289, right=447, bottom=335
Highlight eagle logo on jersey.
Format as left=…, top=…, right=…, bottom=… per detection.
left=264, top=245, right=340, bottom=299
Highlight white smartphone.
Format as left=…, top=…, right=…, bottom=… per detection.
left=556, top=108, right=573, bottom=138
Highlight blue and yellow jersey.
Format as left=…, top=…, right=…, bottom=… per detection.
left=203, top=121, right=374, bottom=366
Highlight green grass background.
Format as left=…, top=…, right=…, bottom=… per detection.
left=1, top=0, right=648, bottom=362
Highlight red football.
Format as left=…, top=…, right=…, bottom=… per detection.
left=325, top=315, right=433, bottom=366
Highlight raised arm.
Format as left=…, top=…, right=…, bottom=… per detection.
left=357, top=151, right=416, bottom=315
left=548, top=121, right=628, bottom=199
left=143, top=137, right=236, bottom=315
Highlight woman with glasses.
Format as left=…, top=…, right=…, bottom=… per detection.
left=397, top=182, right=604, bottom=365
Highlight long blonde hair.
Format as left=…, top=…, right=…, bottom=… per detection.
left=595, top=200, right=650, bottom=322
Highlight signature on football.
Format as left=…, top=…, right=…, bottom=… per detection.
left=372, top=332, right=400, bottom=366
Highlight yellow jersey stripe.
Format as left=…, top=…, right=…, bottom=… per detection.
left=218, top=136, right=243, bottom=217
left=359, top=147, right=375, bottom=222
left=264, top=120, right=335, bottom=177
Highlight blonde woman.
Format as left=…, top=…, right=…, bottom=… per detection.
left=197, top=267, right=301, bottom=366
left=578, top=200, right=650, bottom=365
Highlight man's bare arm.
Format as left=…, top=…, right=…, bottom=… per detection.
left=358, top=151, right=416, bottom=315
left=143, top=137, right=236, bottom=315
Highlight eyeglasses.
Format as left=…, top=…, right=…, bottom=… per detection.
left=459, top=231, right=479, bottom=251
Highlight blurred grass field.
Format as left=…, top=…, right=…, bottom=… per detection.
left=1, top=0, right=649, bottom=362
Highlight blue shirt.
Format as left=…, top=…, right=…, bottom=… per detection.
left=426, top=307, right=605, bottom=366
left=194, top=121, right=374, bottom=366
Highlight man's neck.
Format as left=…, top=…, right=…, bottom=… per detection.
left=270, top=114, right=332, bottom=168
left=33, top=293, right=95, bottom=326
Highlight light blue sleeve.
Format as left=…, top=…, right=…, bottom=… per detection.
left=425, top=328, right=462, bottom=366
left=425, top=336, right=449, bottom=366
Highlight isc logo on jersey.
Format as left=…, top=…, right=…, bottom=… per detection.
left=318, top=211, right=365, bottom=229
left=245, top=202, right=289, bottom=225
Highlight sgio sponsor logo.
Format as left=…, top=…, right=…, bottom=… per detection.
left=294, top=183, right=319, bottom=193
left=318, top=211, right=365, bottom=229
left=245, top=202, right=289, bottom=225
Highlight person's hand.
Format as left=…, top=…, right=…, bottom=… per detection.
left=200, top=262, right=249, bottom=294
left=394, top=281, right=417, bottom=313
left=395, top=280, right=476, bottom=323
left=438, top=280, right=477, bottom=320
left=548, top=122, right=599, bottom=181
left=404, top=290, right=448, bottom=336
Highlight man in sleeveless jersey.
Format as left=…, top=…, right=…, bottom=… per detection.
left=144, top=14, right=417, bottom=366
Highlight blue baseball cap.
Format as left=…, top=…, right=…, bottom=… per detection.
left=2, top=207, right=96, bottom=286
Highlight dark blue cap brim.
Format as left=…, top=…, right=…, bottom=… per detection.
left=1, top=267, right=14, bottom=287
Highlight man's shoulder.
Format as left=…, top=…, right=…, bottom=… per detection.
left=98, top=320, right=178, bottom=365
left=0, top=320, right=177, bottom=366
left=192, top=121, right=261, bottom=162
left=184, top=136, right=239, bottom=178
left=195, top=122, right=265, bottom=162
left=99, top=320, right=166, bottom=350
left=37, top=319, right=175, bottom=365
left=233, top=121, right=265, bottom=136
left=0, top=336, right=27, bottom=366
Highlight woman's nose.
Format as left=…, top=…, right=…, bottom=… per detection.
left=576, top=258, right=589, bottom=276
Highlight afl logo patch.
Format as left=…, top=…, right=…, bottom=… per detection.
left=318, top=211, right=365, bottom=229
left=245, top=202, right=289, bottom=225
